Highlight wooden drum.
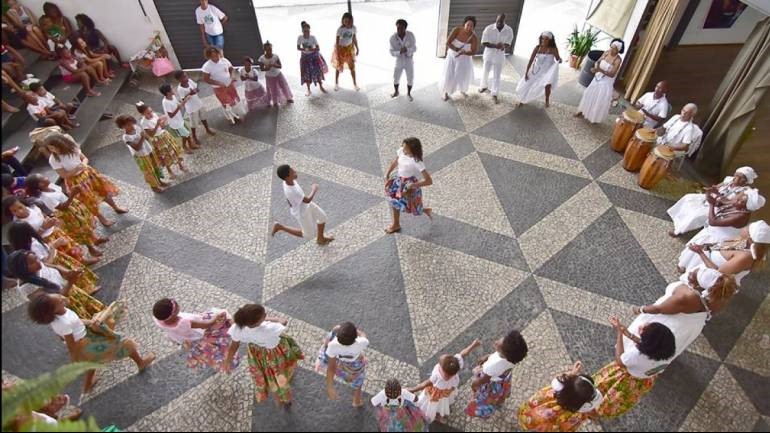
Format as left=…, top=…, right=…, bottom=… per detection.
left=639, top=146, right=675, bottom=190
left=610, top=109, right=645, bottom=152
left=623, top=128, right=657, bottom=172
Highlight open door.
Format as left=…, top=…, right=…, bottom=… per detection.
left=153, top=0, right=263, bottom=69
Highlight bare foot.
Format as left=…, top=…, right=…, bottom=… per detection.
left=320, top=87, right=328, bottom=94
left=334, top=84, right=339, bottom=91
left=391, top=91, right=399, bottom=98
left=94, top=237, right=109, bottom=245
left=152, top=186, right=167, bottom=193
left=352, top=398, right=364, bottom=408
left=82, top=256, right=100, bottom=266
left=305, top=90, right=311, bottom=96
left=99, top=218, right=115, bottom=227
left=407, top=94, right=413, bottom=102
left=676, top=266, right=685, bottom=274
left=493, top=95, right=499, bottom=104
left=287, top=99, right=294, bottom=104
left=113, top=206, right=129, bottom=214
left=461, top=92, right=468, bottom=98
left=82, top=377, right=100, bottom=394
left=574, top=112, right=583, bottom=118
left=5, top=105, right=20, bottom=113
left=90, top=286, right=102, bottom=295
left=479, top=88, right=487, bottom=93
left=138, top=353, right=157, bottom=372
left=354, top=86, right=360, bottom=92
left=87, top=246, right=103, bottom=257
left=443, top=93, right=449, bottom=101
left=206, top=129, right=216, bottom=136
left=271, top=222, right=280, bottom=237
left=317, top=236, right=335, bottom=245
left=384, top=225, right=401, bottom=234
left=424, top=208, right=433, bottom=221
left=86, top=91, right=101, bottom=97
left=667, top=230, right=679, bottom=238
left=545, top=101, right=550, bottom=108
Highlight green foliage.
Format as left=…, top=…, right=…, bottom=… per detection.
left=2, top=362, right=103, bottom=431
left=566, top=25, right=601, bottom=57
left=15, top=417, right=102, bottom=432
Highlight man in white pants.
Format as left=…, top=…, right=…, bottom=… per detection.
left=479, top=14, right=513, bottom=104
left=390, top=19, right=417, bottom=101
left=272, top=164, right=334, bottom=245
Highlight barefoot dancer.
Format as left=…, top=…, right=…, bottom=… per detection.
left=384, top=137, right=433, bottom=234
left=272, top=164, right=334, bottom=245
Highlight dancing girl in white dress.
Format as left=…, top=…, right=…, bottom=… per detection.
left=517, top=31, right=561, bottom=107
left=575, top=39, right=624, bottom=123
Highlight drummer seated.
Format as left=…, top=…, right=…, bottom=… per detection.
left=634, top=80, right=669, bottom=129
left=656, top=103, right=702, bottom=159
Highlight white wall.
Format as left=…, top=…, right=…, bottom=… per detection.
left=679, top=1, right=766, bottom=45
left=22, top=0, right=179, bottom=67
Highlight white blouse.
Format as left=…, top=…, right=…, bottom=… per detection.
left=48, top=151, right=82, bottom=172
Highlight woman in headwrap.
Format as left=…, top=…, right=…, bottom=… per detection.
left=667, top=166, right=756, bottom=237
left=575, top=39, right=624, bottom=123
left=6, top=249, right=104, bottom=320
left=678, top=220, right=770, bottom=286
left=516, top=31, right=561, bottom=108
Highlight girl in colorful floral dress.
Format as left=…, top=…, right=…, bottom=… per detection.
left=371, top=378, right=430, bottom=432
left=137, top=102, right=187, bottom=180
left=297, top=21, right=328, bottom=96
left=384, top=137, right=433, bottom=234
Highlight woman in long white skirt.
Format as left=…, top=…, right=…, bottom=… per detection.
left=440, top=16, right=478, bottom=101
left=517, top=31, right=561, bottom=107
left=575, top=39, right=624, bottom=123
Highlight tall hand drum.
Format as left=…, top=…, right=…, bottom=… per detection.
left=639, top=146, right=675, bottom=189
left=623, top=128, right=657, bottom=172
left=610, top=109, right=644, bottom=152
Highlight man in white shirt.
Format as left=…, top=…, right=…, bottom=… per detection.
left=479, top=14, right=513, bottom=104
left=657, top=103, right=703, bottom=158
left=195, top=0, right=228, bottom=52
left=634, top=81, right=670, bottom=129
left=389, top=19, right=417, bottom=101
left=271, top=164, right=334, bottom=245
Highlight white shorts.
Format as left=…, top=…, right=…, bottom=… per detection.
left=294, top=202, right=327, bottom=239
left=186, top=109, right=206, bottom=128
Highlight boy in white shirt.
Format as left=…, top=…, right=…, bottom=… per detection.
left=195, top=0, right=227, bottom=52
left=175, top=70, right=214, bottom=145
left=271, top=164, right=334, bottom=245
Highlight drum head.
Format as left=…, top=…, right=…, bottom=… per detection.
left=636, top=128, right=657, bottom=142
left=653, top=146, right=675, bottom=160
left=624, top=109, right=644, bottom=124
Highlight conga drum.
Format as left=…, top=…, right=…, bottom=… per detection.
left=639, top=146, right=675, bottom=189
left=623, top=128, right=656, bottom=172
left=610, top=109, right=644, bottom=152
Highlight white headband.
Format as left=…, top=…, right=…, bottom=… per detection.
left=735, top=166, right=758, bottom=184
left=541, top=31, right=554, bottom=40
left=550, top=377, right=603, bottom=413
left=611, top=41, right=623, bottom=50
left=749, top=221, right=770, bottom=260
left=744, top=188, right=766, bottom=212
left=695, top=266, right=722, bottom=290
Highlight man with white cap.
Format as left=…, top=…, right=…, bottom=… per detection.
left=656, top=103, right=703, bottom=158
left=667, top=166, right=758, bottom=237
left=478, top=14, right=513, bottom=104
left=633, top=81, right=670, bottom=129
left=677, top=220, right=769, bottom=286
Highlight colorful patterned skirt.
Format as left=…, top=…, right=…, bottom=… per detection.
left=185, top=311, right=239, bottom=372
left=300, top=51, right=328, bottom=85
left=314, top=332, right=367, bottom=390
left=518, top=386, right=589, bottom=432
left=375, top=401, right=430, bottom=432
left=66, top=285, right=105, bottom=320
left=150, top=131, right=183, bottom=167
left=265, top=74, right=293, bottom=105
left=213, top=83, right=240, bottom=107
left=54, top=198, right=97, bottom=246
left=331, top=44, right=356, bottom=71
left=133, top=152, right=165, bottom=189
left=464, top=368, right=512, bottom=419
left=52, top=250, right=99, bottom=295
left=386, top=174, right=424, bottom=216
left=244, top=82, right=270, bottom=111
left=44, top=227, right=85, bottom=262
left=247, top=335, right=304, bottom=404
left=63, top=167, right=119, bottom=215
left=592, top=361, right=656, bottom=419
left=75, top=320, right=130, bottom=364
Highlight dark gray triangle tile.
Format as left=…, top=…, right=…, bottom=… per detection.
left=80, top=352, right=215, bottom=428
left=323, top=84, right=373, bottom=108
left=267, top=172, right=384, bottom=263
left=418, top=276, right=546, bottom=384
left=704, top=268, right=769, bottom=360
left=536, top=208, right=668, bottom=305
left=403, top=213, right=528, bottom=271
left=88, top=140, right=149, bottom=189
left=113, top=86, right=163, bottom=109
left=549, top=309, right=617, bottom=375
left=148, top=147, right=275, bottom=216
left=753, top=417, right=770, bottom=432
left=250, top=368, right=379, bottom=432
left=726, top=365, right=770, bottom=416
left=1, top=303, right=70, bottom=379
left=583, top=140, right=623, bottom=178
left=428, top=134, right=475, bottom=173
left=93, top=254, right=134, bottom=306
left=598, top=181, right=676, bottom=222
left=282, top=110, right=381, bottom=176
left=268, top=236, right=418, bottom=365
left=551, top=79, right=585, bottom=108
left=478, top=152, right=591, bottom=235
left=472, top=104, right=579, bottom=160
left=376, top=84, right=465, bottom=131
left=221, top=106, right=280, bottom=145
left=135, top=223, right=263, bottom=302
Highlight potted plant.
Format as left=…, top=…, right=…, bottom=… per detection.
left=566, top=25, right=600, bottom=69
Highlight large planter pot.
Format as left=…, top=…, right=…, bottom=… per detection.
left=569, top=54, right=583, bottom=69
left=579, top=50, right=604, bottom=87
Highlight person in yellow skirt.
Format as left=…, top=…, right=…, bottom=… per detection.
left=136, top=102, right=188, bottom=180
left=115, top=114, right=169, bottom=192
left=44, top=133, right=127, bottom=226
left=25, top=173, right=109, bottom=258
left=332, top=12, right=360, bottom=91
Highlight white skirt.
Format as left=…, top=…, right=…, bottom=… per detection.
left=578, top=75, right=615, bottom=123
left=678, top=225, right=744, bottom=269
left=667, top=193, right=709, bottom=235
left=516, top=59, right=559, bottom=103
left=440, top=53, right=474, bottom=95
left=416, top=389, right=455, bottom=422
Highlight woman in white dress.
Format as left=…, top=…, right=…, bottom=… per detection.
left=517, top=31, right=561, bottom=107
left=575, top=39, right=624, bottom=123
left=440, top=16, right=478, bottom=101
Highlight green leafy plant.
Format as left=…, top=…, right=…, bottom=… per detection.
left=566, top=25, right=601, bottom=57
left=2, top=363, right=103, bottom=432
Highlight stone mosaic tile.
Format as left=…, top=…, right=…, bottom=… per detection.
left=582, top=140, right=624, bottom=179
left=518, top=182, right=612, bottom=271
left=617, top=207, right=685, bottom=283
left=598, top=162, right=679, bottom=200
left=430, top=152, right=515, bottom=237
left=396, top=235, right=530, bottom=363
left=2, top=303, right=71, bottom=379
left=678, top=366, right=760, bottom=432
left=103, top=176, right=155, bottom=221
left=91, top=222, right=144, bottom=270
left=91, top=254, right=134, bottom=307
left=727, top=365, right=770, bottom=417
left=725, top=294, right=770, bottom=377
left=453, top=91, right=517, bottom=133
left=1, top=283, right=28, bottom=313
left=150, top=168, right=273, bottom=264
left=274, top=148, right=383, bottom=198
left=546, top=101, right=614, bottom=160
left=753, top=417, right=770, bottom=432
left=598, top=181, right=676, bottom=222
left=213, top=101, right=280, bottom=146
left=276, top=95, right=367, bottom=144
left=478, top=152, right=591, bottom=236
left=376, top=83, right=465, bottom=131
left=428, top=134, right=476, bottom=174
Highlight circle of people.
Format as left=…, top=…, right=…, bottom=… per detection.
left=2, top=6, right=769, bottom=433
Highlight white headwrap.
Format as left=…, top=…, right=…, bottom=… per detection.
left=694, top=266, right=722, bottom=290
left=610, top=40, right=623, bottom=50
left=551, top=377, right=603, bottom=414
left=749, top=220, right=770, bottom=260
left=744, top=188, right=766, bottom=211
left=735, top=166, right=757, bottom=184
left=540, top=31, right=554, bottom=40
